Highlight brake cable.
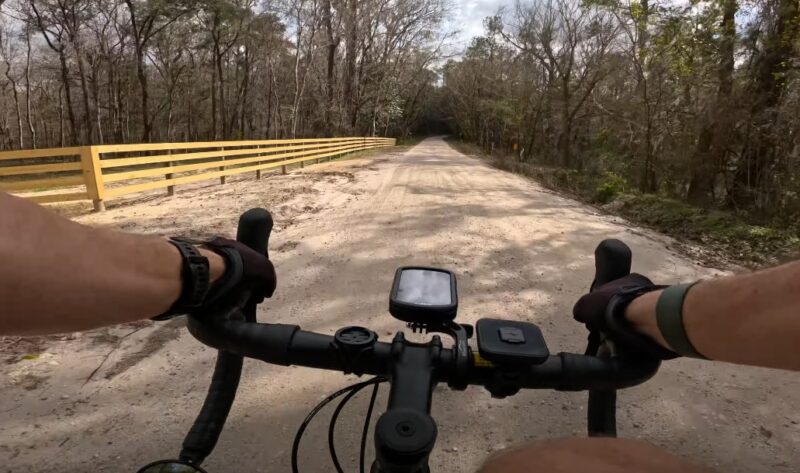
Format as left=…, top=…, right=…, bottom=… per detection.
left=328, top=384, right=370, bottom=472
left=359, top=383, right=380, bottom=473
left=291, top=377, right=386, bottom=473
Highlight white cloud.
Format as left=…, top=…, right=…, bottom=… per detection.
left=445, top=0, right=505, bottom=49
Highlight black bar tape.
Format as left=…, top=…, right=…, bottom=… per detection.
left=656, top=282, right=708, bottom=359
left=180, top=351, right=243, bottom=464
left=178, top=208, right=272, bottom=465
left=587, top=239, right=632, bottom=438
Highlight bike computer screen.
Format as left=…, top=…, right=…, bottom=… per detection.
left=389, top=267, right=458, bottom=324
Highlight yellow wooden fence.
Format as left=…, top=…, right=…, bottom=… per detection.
left=0, top=137, right=395, bottom=211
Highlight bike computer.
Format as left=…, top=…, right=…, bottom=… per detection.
left=389, top=267, right=458, bottom=324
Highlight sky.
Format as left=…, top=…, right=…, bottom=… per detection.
left=446, top=0, right=503, bottom=50
left=442, top=0, right=754, bottom=55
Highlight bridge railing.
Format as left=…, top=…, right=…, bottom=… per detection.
left=0, top=137, right=395, bottom=211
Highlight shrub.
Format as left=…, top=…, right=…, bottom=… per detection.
left=594, top=172, right=627, bottom=203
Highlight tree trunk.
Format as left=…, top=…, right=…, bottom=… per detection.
left=125, top=0, right=154, bottom=142
left=211, top=12, right=230, bottom=141
left=57, top=51, right=78, bottom=145
left=688, top=123, right=715, bottom=204
left=134, top=50, right=151, bottom=142
left=641, top=113, right=656, bottom=192
left=186, top=69, right=195, bottom=140
left=106, top=62, right=119, bottom=142
left=217, top=54, right=230, bottom=140
left=217, top=50, right=228, bottom=139
left=211, top=53, right=218, bottom=139
left=3, top=63, right=24, bottom=149
left=344, top=0, right=358, bottom=131
left=70, top=37, right=94, bottom=144
left=239, top=47, right=250, bottom=138
left=166, top=83, right=174, bottom=141
left=323, top=0, right=337, bottom=130
left=90, top=58, right=104, bottom=144
left=24, top=29, right=36, bottom=148
left=116, top=71, right=127, bottom=142
left=40, top=113, right=49, bottom=148
left=265, top=61, right=273, bottom=138
left=58, top=86, right=65, bottom=147
left=687, top=0, right=736, bottom=205
left=291, top=28, right=303, bottom=138
left=732, top=0, right=799, bottom=207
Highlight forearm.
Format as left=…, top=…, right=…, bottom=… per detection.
left=626, top=261, right=800, bottom=370
left=0, top=193, right=223, bottom=335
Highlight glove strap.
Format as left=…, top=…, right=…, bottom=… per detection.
left=605, top=286, right=678, bottom=359
left=656, top=282, right=707, bottom=359
left=153, top=239, right=211, bottom=320
left=202, top=245, right=244, bottom=305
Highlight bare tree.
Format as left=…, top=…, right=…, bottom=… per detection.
left=0, top=20, right=24, bottom=148
left=0, top=0, right=446, bottom=150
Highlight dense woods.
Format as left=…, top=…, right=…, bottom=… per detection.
left=3, top=0, right=800, bottom=221
left=0, top=0, right=444, bottom=148
left=441, top=0, right=800, bottom=219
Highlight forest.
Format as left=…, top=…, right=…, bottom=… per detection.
left=2, top=0, right=800, bottom=223
left=0, top=0, right=445, bottom=147
left=440, top=0, right=800, bottom=221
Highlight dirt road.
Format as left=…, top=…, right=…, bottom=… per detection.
left=2, top=137, right=798, bottom=472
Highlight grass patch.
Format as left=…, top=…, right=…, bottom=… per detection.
left=611, top=194, right=800, bottom=266
left=448, top=139, right=800, bottom=267
left=395, top=136, right=425, bottom=147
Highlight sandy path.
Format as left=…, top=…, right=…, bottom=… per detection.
left=1, top=137, right=798, bottom=473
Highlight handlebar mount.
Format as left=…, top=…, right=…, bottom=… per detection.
left=171, top=209, right=659, bottom=473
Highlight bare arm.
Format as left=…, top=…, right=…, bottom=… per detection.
left=0, top=192, right=224, bottom=335
left=480, top=438, right=715, bottom=473
left=625, top=261, right=800, bottom=370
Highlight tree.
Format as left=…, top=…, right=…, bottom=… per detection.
left=0, top=0, right=445, bottom=149
left=0, top=19, right=25, bottom=148
left=687, top=0, right=737, bottom=205
left=124, top=0, right=187, bottom=142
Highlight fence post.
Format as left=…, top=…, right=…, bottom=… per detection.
left=80, top=145, right=106, bottom=212
left=256, top=144, right=262, bottom=180
left=166, top=149, right=175, bottom=196
left=219, top=146, right=226, bottom=184
left=300, top=140, right=305, bottom=168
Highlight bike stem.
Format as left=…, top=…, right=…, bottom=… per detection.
left=372, top=332, right=440, bottom=473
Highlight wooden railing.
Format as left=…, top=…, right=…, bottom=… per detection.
left=0, top=137, right=395, bottom=211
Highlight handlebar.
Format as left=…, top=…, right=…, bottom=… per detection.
left=187, top=318, right=659, bottom=392
left=177, top=208, right=660, bottom=472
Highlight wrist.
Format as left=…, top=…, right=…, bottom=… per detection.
left=155, top=240, right=227, bottom=320
left=624, top=289, right=669, bottom=348
left=150, top=239, right=186, bottom=316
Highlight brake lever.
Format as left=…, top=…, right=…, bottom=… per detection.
left=586, top=238, right=633, bottom=438
left=179, top=209, right=273, bottom=466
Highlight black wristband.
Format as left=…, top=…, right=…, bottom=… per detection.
left=153, top=239, right=211, bottom=320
